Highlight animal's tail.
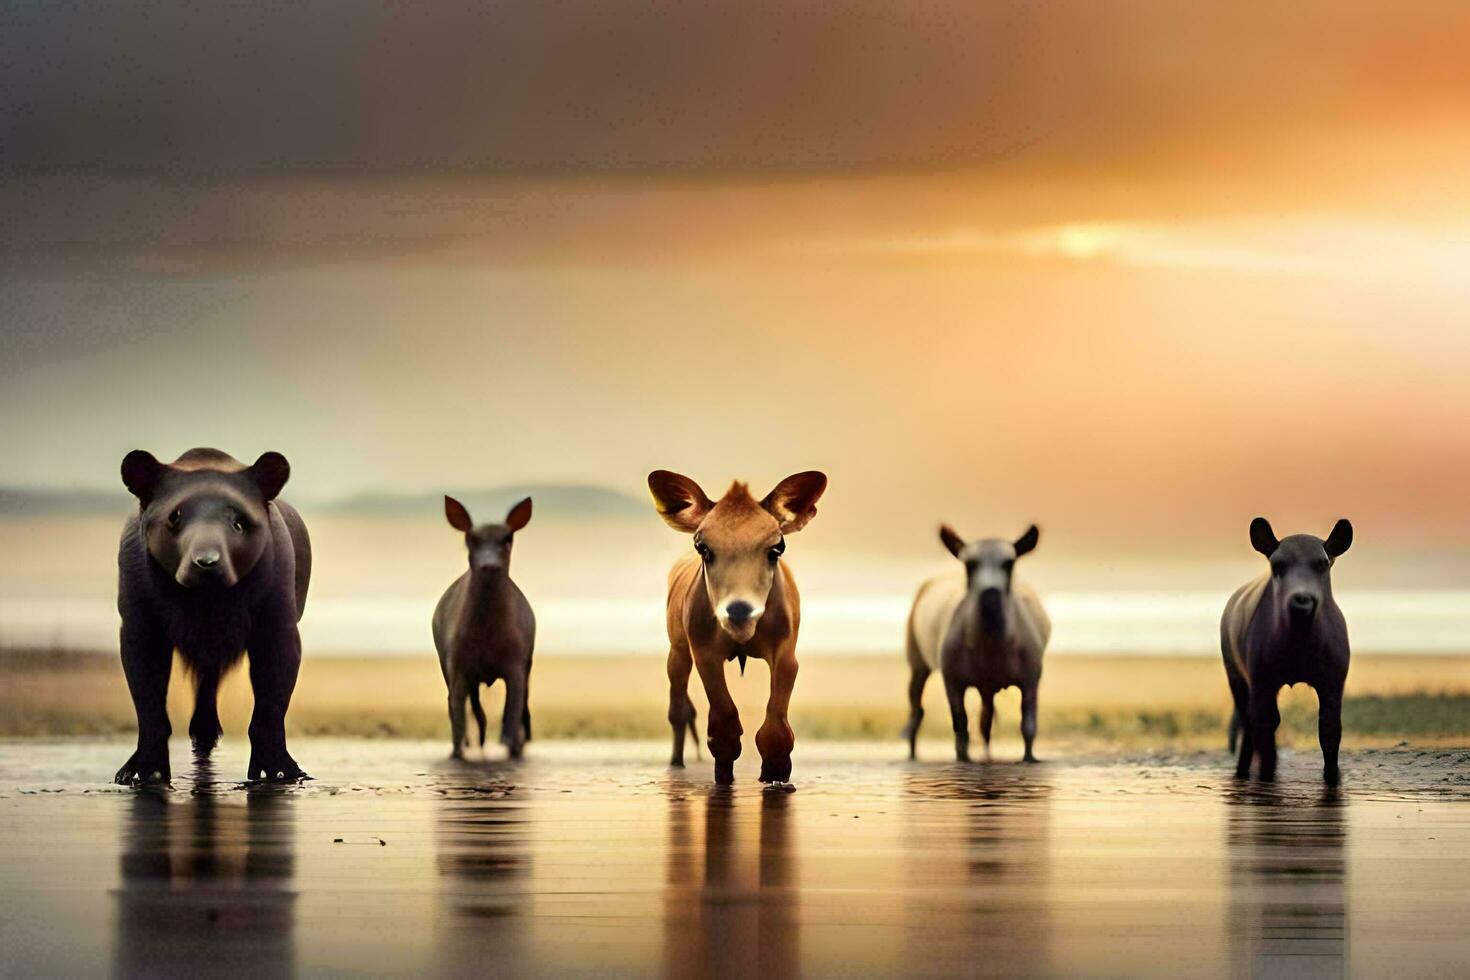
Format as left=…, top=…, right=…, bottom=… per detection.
left=904, top=582, right=930, bottom=671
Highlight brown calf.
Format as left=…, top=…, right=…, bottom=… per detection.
left=648, top=470, right=827, bottom=786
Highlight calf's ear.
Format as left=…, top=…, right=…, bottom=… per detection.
left=1249, top=517, right=1278, bottom=557
left=248, top=452, right=291, bottom=502
left=939, top=524, right=966, bottom=558
left=1324, top=518, right=1353, bottom=558
left=445, top=495, right=474, bottom=533
left=1013, top=524, right=1040, bottom=557
left=761, top=471, right=828, bottom=533
left=648, top=470, right=714, bottom=533
left=505, top=497, right=533, bottom=532
left=121, top=450, right=166, bottom=503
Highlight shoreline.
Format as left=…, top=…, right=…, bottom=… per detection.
left=4, top=648, right=1468, bottom=746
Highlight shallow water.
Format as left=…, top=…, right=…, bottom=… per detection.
left=2, top=739, right=1467, bottom=977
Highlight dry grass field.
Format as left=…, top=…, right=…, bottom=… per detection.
left=3, top=649, right=1468, bottom=750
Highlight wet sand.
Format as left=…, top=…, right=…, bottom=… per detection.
left=2, top=739, right=1468, bottom=977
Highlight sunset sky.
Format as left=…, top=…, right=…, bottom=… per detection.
left=3, top=0, right=1470, bottom=568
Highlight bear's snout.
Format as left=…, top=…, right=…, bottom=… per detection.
left=176, top=538, right=238, bottom=589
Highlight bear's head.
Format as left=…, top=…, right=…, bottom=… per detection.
left=121, top=448, right=290, bottom=589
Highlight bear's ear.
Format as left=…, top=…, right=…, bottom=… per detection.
left=505, top=497, right=532, bottom=532
left=121, top=450, right=166, bottom=503
left=248, top=452, right=291, bottom=502
left=445, top=495, right=473, bottom=533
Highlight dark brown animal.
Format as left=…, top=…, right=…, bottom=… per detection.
left=1222, top=517, right=1353, bottom=785
left=432, top=495, right=536, bottom=760
left=648, top=470, right=827, bottom=786
left=116, top=448, right=311, bottom=784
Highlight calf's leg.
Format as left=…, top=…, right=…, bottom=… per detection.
left=695, top=651, right=743, bottom=785
left=667, top=644, right=698, bottom=767
left=756, top=646, right=799, bottom=784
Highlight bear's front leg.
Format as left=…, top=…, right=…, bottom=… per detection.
left=116, top=618, right=173, bottom=785
left=245, top=616, right=308, bottom=782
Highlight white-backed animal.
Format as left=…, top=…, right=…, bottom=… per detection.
left=904, top=525, right=1050, bottom=762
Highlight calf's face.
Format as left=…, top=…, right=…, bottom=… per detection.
left=941, top=524, right=1040, bottom=629
left=649, top=470, right=827, bottom=643
left=1250, top=517, right=1353, bottom=629
left=121, top=450, right=289, bottom=590
left=445, top=496, right=532, bottom=576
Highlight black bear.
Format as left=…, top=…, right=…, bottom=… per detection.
left=116, top=447, right=312, bottom=784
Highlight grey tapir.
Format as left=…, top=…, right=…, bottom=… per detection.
left=432, top=495, right=536, bottom=760
left=116, top=447, right=311, bottom=784
left=904, top=525, right=1050, bottom=762
left=1222, top=517, right=1353, bottom=785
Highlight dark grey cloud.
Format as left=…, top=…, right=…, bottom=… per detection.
left=4, top=1, right=1468, bottom=176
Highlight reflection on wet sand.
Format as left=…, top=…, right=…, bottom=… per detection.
left=114, top=754, right=297, bottom=976
left=901, top=765, right=1055, bottom=973
left=3, top=740, right=1463, bottom=977
left=663, top=784, right=801, bottom=978
left=1226, top=785, right=1348, bottom=979
left=432, top=762, right=531, bottom=973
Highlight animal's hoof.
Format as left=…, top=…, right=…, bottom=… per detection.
left=763, top=780, right=796, bottom=794
left=250, top=767, right=310, bottom=784
left=247, top=749, right=308, bottom=783
left=956, top=752, right=971, bottom=763
left=714, top=760, right=736, bottom=785
left=1324, top=766, right=1341, bottom=786
left=115, top=750, right=170, bottom=786
left=506, top=744, right=525, bottom=760
left=759, top=758, right=792, bottom=784
left=1023, top=754, right=1040, bottom=764
left=669, top=759, right=686, bottom=769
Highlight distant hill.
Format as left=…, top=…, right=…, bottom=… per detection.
left=0, top=483, right=649, bottom=522
left=327, top=484, right=648, bottom=522
left=0, top=488, right=129, bottom=516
